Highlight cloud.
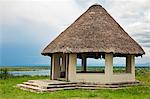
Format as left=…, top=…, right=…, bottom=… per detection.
left=0, top=0, right=83, bottom=65
left=101, top=0, right=150, bottom=65
left=0, top=0, right=87, bottom=45
left=1, top=0, right=81, bottom=27
left=0, top=0, right=150, bottom=66
left=75, top=0, right=150, bottom=65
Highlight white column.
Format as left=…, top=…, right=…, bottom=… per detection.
left=126, top=55, right=131, bottom=73
left=61, top=55, right=66, bottom=72
left=59, top=54, right=66, bottom=78
left=68, top=54, right=77, bottom=81
left=126, top=55, right=135, bottom=75
left=81, top=56, right=87, bottom=72
left=51, top=54, right=60, bottom=80
left=131, top=55, right=135, bottom=77
left=65, top=54, right=69, bottom=81
left=126, top=55, right=135, bottom=80
left=105, top=53, right=113, bottom=82
left=50, top=56, right=53, bottom=79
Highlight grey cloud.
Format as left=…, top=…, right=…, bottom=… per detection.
left=132, top=32, right=150, bottom=48
left=74, top=0, right=105, bottom=8
left=74, top=0, right=93, bottom=8
left=137, top=42, right=150, bottom=48
left=1, top=0, right=150, bottom=65
left=139, top=39, right=150, bottom=44
left=120, top=11, right=144, bottom=19
left=132, top=32, right=150, bottom=38
left=141, top=43, right=150, bottom=48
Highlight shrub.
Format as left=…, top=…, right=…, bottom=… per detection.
left=0, top=68, right=12, bottom=79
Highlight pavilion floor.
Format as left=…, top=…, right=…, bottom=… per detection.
left=17, top=80, right=140, bottom=92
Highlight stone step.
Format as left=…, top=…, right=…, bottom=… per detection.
left=28, top=80, right=77, bottom=85
left=17, top=80, right=140, bottom=92
left=17, top=82, right=138, bottom=92
left=79, top=82, right=139, bottom=88
left=17, top=84, right=43, bottom=92
left=47, top=84, right=78, bottom=89
left=79, top=84, right=119, bottom=88
left=17, top=84, right=79, bottom=92
left=28, top=80, right=36, bottom=83
left=115, top=83, right=139, bottom=87
left=44, top=87, right=78, bottom=92
left=48, top=82, right=77, bottom=86
left=105, top=81, right=139, bottom=85
left=23, top=82, right=39, bottom=87
left=20, top=81, right=138, bottom=90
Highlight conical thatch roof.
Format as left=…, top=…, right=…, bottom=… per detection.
left=42, top=4, right=145, bottom=56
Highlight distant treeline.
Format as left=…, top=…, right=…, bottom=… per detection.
left=0, top=66, right=149, bottom=72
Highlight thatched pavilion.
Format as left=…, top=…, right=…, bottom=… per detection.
left=42, top=4, right=145, bottom=84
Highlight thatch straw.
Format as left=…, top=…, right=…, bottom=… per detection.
left=42, top=4, right=145, bottom=56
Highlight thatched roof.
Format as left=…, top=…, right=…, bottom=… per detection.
left=42, top=4, right=145, bottom=56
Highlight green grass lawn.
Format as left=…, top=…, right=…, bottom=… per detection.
left=0, top=68, right=150, bottom=99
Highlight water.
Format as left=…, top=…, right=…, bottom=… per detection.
left=9, top=70, right=50, bottom=76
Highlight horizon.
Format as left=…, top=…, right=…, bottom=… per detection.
left=0, top=62, right=149, bottom=67
left=1, top=0, right=150, bottom=66
left=0, top=65, right=149, bottom=67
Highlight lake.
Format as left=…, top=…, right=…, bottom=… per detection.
left=9, top=70, right=50, bottom=76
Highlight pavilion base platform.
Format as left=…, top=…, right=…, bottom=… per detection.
left=17, top=80, right=140, bottom=92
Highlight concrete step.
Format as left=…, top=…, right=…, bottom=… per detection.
left=17, top=84, right=78, bottom=92
left=17, top=84, right=43, bottom=92
left=105, top=81, right=139, bottom=85
left=23, top=82, right=39, bottom=87
left=115, top=83, right=139, bottom=87
left=28, top=80, right=36, bottom=83
left=17, top=82, right=138, bottom=92
left=17, top=80, right=140, bottom=92
left=79, top=84, right=120, bottom=88
left=47, top=84, right=78, bottom=89
left=44, top=87, right=78, bottom=92
left=48, top=82, right=77, bottom=86
left=28, top=80, right=77, bottom=85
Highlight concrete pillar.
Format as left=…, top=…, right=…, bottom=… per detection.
left=51, top=54, right=55, bottom=80
left=131, top=55, right=135, bottom=76
left=59, top=54, right=66, bottom=78
left=68, top=54, right=77, bottom=81
left=61, top=55, right=66, bottom=72
left=65, top=54, right=69, bottom=81
left=126, top=55, right=135, bottom=80
left=51, top=54, right=60, bottom=80
left=81, top=56, right=87, bottom=72
left=105, top=53, right=113, bottom=81
left=126, top=55, right=135, bottom=74
left=50, top=56, right=53, bottom=79
left=126, top=55, right=131, bottom=73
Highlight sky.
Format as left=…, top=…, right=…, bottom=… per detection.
left=0, top=0, right=150, bottom=66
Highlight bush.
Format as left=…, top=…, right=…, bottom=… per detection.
left=0, top=68, right=12, bottom=79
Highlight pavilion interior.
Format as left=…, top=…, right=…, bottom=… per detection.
left=51, top=52, right=136, bottom=84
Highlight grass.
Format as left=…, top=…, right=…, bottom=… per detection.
left=0, top=67, right=150, bottom=99
left=0, top=66, right=49, bottom=71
